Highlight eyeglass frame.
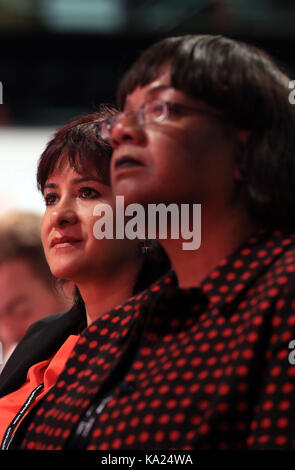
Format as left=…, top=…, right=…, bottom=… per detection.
left=99, top=99, right=226, bottom=141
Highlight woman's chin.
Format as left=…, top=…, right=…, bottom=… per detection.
left=50, top=264, right=82, bottom=282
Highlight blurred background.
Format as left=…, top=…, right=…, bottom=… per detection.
left=0, top=0, right=295, bottom=216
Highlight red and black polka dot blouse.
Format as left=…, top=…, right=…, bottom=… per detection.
left=21, top=228, right=295, bottom=450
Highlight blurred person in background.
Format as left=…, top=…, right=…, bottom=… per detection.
left=0, top=210, right=72, bottom=371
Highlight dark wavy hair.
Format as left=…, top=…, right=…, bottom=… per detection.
left=37, top=108, right=170, bottom=323
left=117, top=34, right=295, bottom=230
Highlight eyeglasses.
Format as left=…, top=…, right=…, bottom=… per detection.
left=99, top=99, right=224, bottom=142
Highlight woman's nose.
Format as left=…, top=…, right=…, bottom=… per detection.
left=50, top=207, right=78, bottom=228
left=110, top=115, right=146, bottom=148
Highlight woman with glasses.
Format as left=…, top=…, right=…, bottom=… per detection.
left=22, top=35, right=295, bottom=450
left=0, top=109, right=170, bottom=450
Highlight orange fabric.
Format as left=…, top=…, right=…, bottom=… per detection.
left=0, top=335, right=79, bottom=443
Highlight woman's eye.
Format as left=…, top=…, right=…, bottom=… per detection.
left=79, top=187, right=100, bottom=199
left=167, top=103, right=185, bottom=116
left=44, top=193, right=58, bottom=206
left=149, top=102, right=164, bottom=116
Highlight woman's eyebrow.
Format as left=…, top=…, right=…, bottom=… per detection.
left=146, top=84, right=171, bottom=98
left=44, top=176, right=104, bottom=190
left=43, top=182, right=57, bottom=190
left=125, top=84, right=171, bottom=109
left=72, top=176, right=104, bottom=184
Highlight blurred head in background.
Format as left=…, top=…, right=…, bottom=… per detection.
left=0, top=210, right=72, bottom=363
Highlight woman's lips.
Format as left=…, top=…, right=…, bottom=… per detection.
left=50, top=236, right=83, bottom=248
left=114, top=155, right=145, bottom=171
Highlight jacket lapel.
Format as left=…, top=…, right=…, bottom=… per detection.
left=0, top=307, right=84, bottom=398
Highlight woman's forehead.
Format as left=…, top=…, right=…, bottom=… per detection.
left=124, top=64, right=171, bottom=106
left=45, top=153, right=108, bottom=184
left=124, top=69, right=173, bottom=109
left=124, top=76, right=206, bottom=112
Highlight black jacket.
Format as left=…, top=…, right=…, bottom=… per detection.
left=0, top=307, right=85, bottom=399
left=0, top=256, right=171, bottom=400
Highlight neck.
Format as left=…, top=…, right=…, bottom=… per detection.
left=77, top=257, right=143, bottom=326
left=161, top=205, right=256, bottom=289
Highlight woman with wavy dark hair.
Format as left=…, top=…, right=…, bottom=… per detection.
left=0, top=108, right=170, bottom=449
left=20, top=35, right=295, bottom=451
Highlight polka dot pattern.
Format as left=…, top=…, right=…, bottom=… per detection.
left=22, top=229, right=295, bottom=450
